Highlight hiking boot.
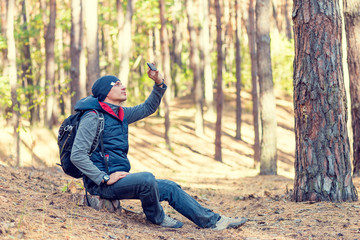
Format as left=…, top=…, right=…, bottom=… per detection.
left=160, top=215, right=184, bottom=228
left=212, top=215, right=247, bottom=230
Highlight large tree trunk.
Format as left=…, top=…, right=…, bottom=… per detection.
left=235, top=0, right=242, bottom=140
left=249, top=0, right=261, bottom=168
left=20, top=0, right=34, bottom=124
left=117, top=0, right=134, bottom=87
left=256, top=0, right=277, bottom=175
left=6, top=0, right=20, bottom=166
left=44, top=0, right=56, bottom=128
left=343, top=0, right=360, bottom=176
left=214, top=0, right=223, bottom=162
left=85, top=0, right=100, bottom=94
left=70, top=0, right=82, bottom=112
left=292, top=0, right=357, bottom=202
left=159, top=0, right=172, bottom=149
left=186, top=0, right=204, bottom=137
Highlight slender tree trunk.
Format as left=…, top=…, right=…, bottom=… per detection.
left=6, top=0, right=20, bottom=166
left=44, top=0, right=56, bottom=128
left=159, top=0, right=172, bottom=148
left=80, top=0, right=87, bottom=100
left=102, top=0, right=113, bottom=73
left=56, top=26, right=65, bottom=116
left=116, top=0, right=124, bottom=61
left=200, top=0, right=215, bottom=118
left=170, top=0, right=183, bottom=98
left=118, top=0, right=134, bottom=87
left=235, top=0, right=242, bottom=140
left=271, top=0, right=281, bottom=33
left=292, top=0, right=357, bottom=202
left=1, top=0, right=7, bottom=73
left=20, top=0, right=34, bottom=124
left=222, top=0, right=229, bottom=76
left=148, top=28, right=155, bottom=62
left=70, top=0, right=82, bottom=112
left=256, top=0, right=277, bottom=175
left=85, top=0, right=100, bottom=94
left=171, top=22, right=182, bottom=98
left=249, top=0, right=261, bottom=168
left=284, top=0, right=292, bottom=39
left=186, top=0, right=204, bottom=136
left=225, top=1, right=235, bottom=83
left=343, top=0, right=360, bottom=176
left=214, top=0, right=223, bottom=162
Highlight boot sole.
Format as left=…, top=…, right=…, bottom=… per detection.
left=227, top=217, right=247, bottom=229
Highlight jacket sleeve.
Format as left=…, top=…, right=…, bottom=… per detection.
left=123, top=83, right=167, bottom=124
left=70, top=111, right=106, bottom=185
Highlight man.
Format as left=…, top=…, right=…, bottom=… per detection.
left=70, top=65, right=247, bottom=230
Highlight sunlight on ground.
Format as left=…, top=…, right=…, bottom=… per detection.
left=0, top=89, right=296, bottom=183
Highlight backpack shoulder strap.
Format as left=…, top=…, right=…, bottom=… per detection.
left=88, top=109, right=105, bottom=155
left=83, top=109, right=109, bottom=174
left=97, top=111, right=109, bottom=174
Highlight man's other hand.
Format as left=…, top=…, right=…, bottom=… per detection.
left=107, top=171, right=130, bottom=185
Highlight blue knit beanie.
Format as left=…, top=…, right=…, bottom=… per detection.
left=92, top=75, right=120, bottom=102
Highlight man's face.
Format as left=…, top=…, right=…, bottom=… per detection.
left=106, top=80, right=127, bottom=103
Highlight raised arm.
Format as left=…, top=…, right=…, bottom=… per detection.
left=123, top=63, right=167, bottom=124
left=123, top=83, right=167, bottom=124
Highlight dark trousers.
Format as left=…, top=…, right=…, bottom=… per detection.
left=93, top=172, right=219, bottom=228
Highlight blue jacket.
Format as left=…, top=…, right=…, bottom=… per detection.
left=75, top=97, right=131, bottom=174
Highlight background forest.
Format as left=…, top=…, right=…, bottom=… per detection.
left=2, top=0, right=360, bottom=239
left=0, top=0, right=294, bottom=168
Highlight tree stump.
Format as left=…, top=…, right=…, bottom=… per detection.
left=83, top=194, right=122, bottom=214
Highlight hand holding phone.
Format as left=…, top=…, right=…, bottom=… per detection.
left=147, top=62, right=157, bottom=71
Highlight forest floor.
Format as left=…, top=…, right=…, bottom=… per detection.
left=1, top=89, right=360, bottom=240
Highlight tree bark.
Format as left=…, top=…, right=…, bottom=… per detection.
left=256, top=0, right=277, bottom=175
left=44, top=0, right=56, bottom=128
left=85, top=0, right=100, bottom=94
left=186, top=0, right=204, bottom=137
left=293, top=0, right=358, bottom=202
left=249, top=0, right=261, bottom=168
left=235, top=0, right=242, bottom=140
left=159, top=0, right=172, bottom=148
left=215, top=0, right=223, bottom=162
left=118, top=0, right=134, bottom=87
left=70, top=0, right=82, bottom=113
left=343, top=0, right=360, bottom=176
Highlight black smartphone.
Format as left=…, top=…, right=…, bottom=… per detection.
left=147, top=63, right=157, bottom=71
